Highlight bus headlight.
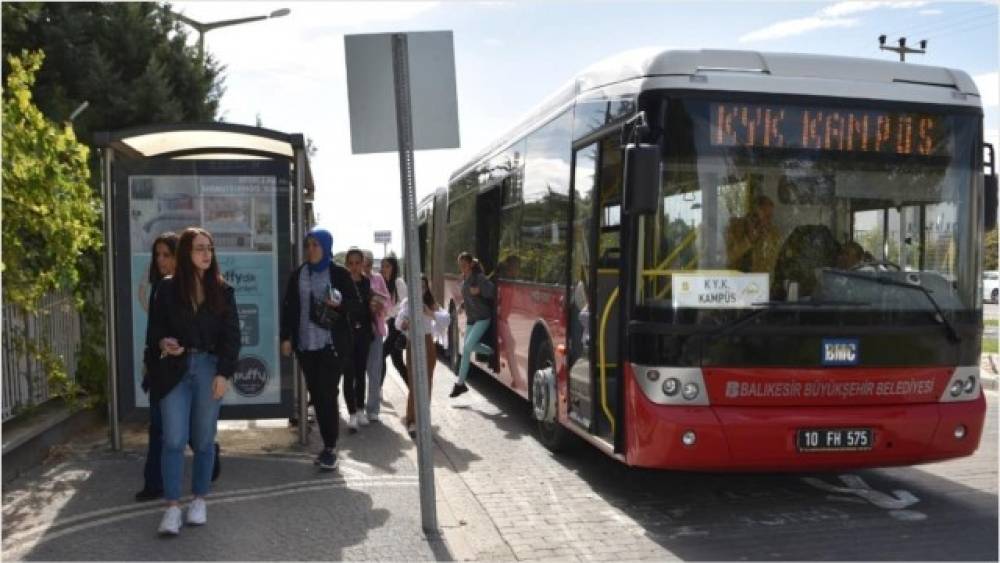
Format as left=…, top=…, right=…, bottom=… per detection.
left=682, top=382, right=700, bottom=400
left=949, top=380, right=964, bottom=397
left=662, top=378, right=680, bottom=396
left=963, top=375, right=977, bottom=394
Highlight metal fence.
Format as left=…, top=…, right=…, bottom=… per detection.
left=2, top=292, right=81, bottom=422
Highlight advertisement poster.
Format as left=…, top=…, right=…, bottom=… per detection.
left=128, top=175, right=279, bottom=407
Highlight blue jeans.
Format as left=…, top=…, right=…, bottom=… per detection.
left=160, top=352, right=222, bottom=501
left=366, top=334, right=385, bottom=417
left=458, top=319, right=492, bottom=384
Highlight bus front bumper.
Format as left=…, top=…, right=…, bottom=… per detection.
left=624, top=379, right=987, bottom=471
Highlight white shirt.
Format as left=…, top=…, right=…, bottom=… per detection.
left=389, top=277, right=408, bottom=317
left=395, top=298, right=450, bottom=339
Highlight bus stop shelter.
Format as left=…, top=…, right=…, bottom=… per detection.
left=95, top=123, right=315, bottom=449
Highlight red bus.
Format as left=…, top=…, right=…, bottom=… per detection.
left=419, top=49, right=995, bottom=470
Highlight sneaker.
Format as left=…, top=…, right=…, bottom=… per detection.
left=449, top=383, right=469, bottom=398
left=158, top=505, right=182, bottom=535
left=186, top=497, right=207, bottom=526
left=367, top=412, right=380, bottom=423
left=318, top=448, right=339, bottom=471
left=358, top=411, right=370, bottom=426
left=347, top=413, right=359, bottom=433
left=211, top=443, right=221, bottom=482
left=135, top=487, right=163, bottom=502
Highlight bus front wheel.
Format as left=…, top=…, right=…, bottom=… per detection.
left=530, top=339, right=568, bottom=452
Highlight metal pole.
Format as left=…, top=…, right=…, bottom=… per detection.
left=294, top=147, right=308, bottom=445
left=102, top=148, right=121, bottom=451
left=392, top=32, right=438, bottom=535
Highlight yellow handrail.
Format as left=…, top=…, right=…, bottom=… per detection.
left=655, top=228, right=698, bottom=271
left=598, top=286, right=619, bottom=435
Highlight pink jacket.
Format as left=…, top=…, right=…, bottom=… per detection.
left=368, top=273, right=390, bottom=337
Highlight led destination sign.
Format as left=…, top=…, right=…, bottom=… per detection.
left=710, top=103, right=951, bottom=156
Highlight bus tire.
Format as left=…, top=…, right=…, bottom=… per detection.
left=530, top=337, right=569, bottom=452
left=448, top=303, right=460, bottom=373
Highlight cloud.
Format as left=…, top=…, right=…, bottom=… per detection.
left=819, top=1, right=926, bottom=18
left=739, top=16, right=858, bottom=43
left=741, top=1, right=927, bottom=43
left=919, top=8, right=943, bottom=15
left=975, top=72, right=999, bottom=108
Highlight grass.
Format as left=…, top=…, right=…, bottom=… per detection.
left=983, top=337, right=998, bottom=355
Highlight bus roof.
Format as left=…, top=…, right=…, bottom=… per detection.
left=450, top=48, right=982, bottom=183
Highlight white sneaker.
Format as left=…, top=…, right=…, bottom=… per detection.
left=186, top=497, right=207, bottom=526
left=347, top=413, right=359, bottom=432
left=358, top=411, right=369, bottom=426
left=158, top=505, right=182, bottom=535
left=367, top=412, right=380, bottom=423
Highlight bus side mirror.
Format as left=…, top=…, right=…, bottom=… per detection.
left=623, top=143, right=660, bottom=216
left=986, top=174, right=997, bottom=231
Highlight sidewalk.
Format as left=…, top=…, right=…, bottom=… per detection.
left=1, top=373, right=460, bottom=561
left=981, top=353, right=999, bottom=390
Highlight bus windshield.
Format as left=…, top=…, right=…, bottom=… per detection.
left=639, top=95, right=980, bottom=318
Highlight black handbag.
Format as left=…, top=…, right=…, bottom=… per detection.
left=309, top=292, right=340, bottom=329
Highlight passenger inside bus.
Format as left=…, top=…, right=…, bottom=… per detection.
left=724, top=195, right=782, bottom=274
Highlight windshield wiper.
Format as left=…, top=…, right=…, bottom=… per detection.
left=822, top=268, right=961, bottom=343
left=702, top=298, right=872, bottom=339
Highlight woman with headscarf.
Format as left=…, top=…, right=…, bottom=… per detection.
left=280, top=228, right=359, bottom=471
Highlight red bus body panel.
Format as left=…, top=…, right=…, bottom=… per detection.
left=623, top=363, right=987, bottom=471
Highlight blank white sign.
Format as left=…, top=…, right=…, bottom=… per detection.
left=344, top=31, right=460, bottom=154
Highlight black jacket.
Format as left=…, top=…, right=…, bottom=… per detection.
left=280, top=262, right=362, bottom=355
left=146, top=276, right=241, bottom=399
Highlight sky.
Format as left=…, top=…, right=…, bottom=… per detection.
left=172, top=0, right=999, bottom=257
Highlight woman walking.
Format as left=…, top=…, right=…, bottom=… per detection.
left=343, top=249, right=373, bottom=431
left=280, top=228, right=356, bottom=471
left=450, top=252, right=495, bottom=398
left=147, top=228, right=240, bottom=535
left=364, top=271, right=390, bottom=422
left=396, top=275, right=450, bottom=436
left=136, top=233, right=223, bottom=502
left=381, top=255, right=409, bottom=386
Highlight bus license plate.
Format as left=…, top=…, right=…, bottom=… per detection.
left=797, top=428, right=873, bottom=452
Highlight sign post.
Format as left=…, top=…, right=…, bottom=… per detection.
left=374, top=229, right=392, bottom=258
left=344, top=30, right=459, bottom=535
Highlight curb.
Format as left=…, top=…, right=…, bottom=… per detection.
left=1, top=402, right=103, bottom=483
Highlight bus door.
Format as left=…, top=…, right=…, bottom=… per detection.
left=568, top=136, right=623, bottom=442
left=476, top=183, right=503, bottom=372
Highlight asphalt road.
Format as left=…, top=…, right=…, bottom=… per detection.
left=432, top=364, right=999, bottom=561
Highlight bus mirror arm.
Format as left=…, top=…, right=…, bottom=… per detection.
left=984, top=143, right=996, bottom=231
left=623, top=143, right=661, bottom=216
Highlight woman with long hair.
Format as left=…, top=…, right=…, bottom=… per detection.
left=451, top=251, right=495, bottom=398
left=280, top=228, right=357, bottom=471
left=380, top=255, right=409, bottom=386
left=344, top=248, right=373, bottom=431
left=147, top=228, right=240, bottom=535
left=365, top=271, right=390, bottom=421
left=396, top=275, right=449, bottom=436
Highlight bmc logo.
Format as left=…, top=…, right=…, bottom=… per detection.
left=822, top=339, right=859, bottom=365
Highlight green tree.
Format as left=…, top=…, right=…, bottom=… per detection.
left=2, top=51, right=100, bottom=309
left=2, top=50, right=103, bottom=405
left=1, top=2, right=223, bottom=144
left=2, top=3, right=226, bottom=407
